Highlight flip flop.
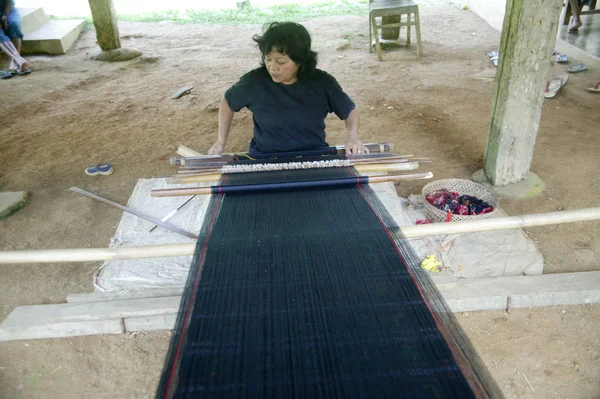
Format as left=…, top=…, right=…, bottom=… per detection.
left=588, top=82, right=600, bottom=93
left=0, top=70, right=13, bottom=79
left=85, top=163, right=114, bottom=176
left=544, top=74, right=569, bottom=99
left=17, top=69, right=31, bottom=75
left=172, top=85, right=194, bottom=99
left=568, top=63, right=587, bottom=73
left=556, top=54, right=568, bottom=63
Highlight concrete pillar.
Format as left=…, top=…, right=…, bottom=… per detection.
left=88, top=0, right=121, bottom=51
left=483, top=0, right=563, bottom=186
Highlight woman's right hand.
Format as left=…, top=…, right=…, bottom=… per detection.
left=207, top=141, right=225, bottom=155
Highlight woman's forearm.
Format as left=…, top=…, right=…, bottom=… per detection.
left=344, top=108, right=360, bottom=140
left=217, top=97, right=235, bottom=146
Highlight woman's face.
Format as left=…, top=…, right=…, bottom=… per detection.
left=265, top=49, right=300, bottom=85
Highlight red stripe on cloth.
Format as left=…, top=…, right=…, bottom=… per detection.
left=164, top=175, right=229, bottom=398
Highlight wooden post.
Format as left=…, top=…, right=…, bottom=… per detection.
left=483, top=0, right=563, bottom=186
left=88, top=0, right=121, bottom=51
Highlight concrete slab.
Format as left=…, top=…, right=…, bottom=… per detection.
left=67, top=287, right=185, bottom=303
left=473, top=169, right=546, bottom=199
left=0, top=296, right=181, bottom=341
left=18, top=8, right=49, bottom=34
left=0, top=319, right=124, bottom=341
left=124, top=314, right=177, bottom=332
left=434, top=271, right=600, bottom=312
left=5, top=272, right=599, bottom=340
left=22, top=19, right=85, bottom=55
left=0, top=191, right=30, bottom=221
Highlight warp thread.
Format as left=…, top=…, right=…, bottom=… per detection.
left=157, top=162, right=503, bottom=398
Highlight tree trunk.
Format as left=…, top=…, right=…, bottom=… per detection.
left=381, top=15, right=401, bottom=40
left=483, top=0, right=562, bottom=186
left=88, top=0, right=121, bottom=51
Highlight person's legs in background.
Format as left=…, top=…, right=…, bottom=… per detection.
left=5, top=7, right=26, bottom=71
left=568, top=0, right=594, bottom=33
left=0, top=32, right=28, bottom=73
left=569, top=0, right=583, bottom=33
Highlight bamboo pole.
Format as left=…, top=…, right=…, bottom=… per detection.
left=1, top=207, right=599, bottom=264
left=0, top=244, right=197, bottom=264
left=355, top=162, right=418, bottom=172
left=169, top=162, right=420, bottom=184
left=176, top=145, right=202, bottom=157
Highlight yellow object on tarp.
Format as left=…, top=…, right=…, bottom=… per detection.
left=421, top=254, right=441, bottom=272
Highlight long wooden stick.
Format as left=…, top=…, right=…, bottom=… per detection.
left=171, top=145, right=400, bottom=166
left=1, top=207, right=599, bottom=264
left=153, top=173, right=434, bottom=197
left=176, top=145, right=202, bottom=157
left=70, top=187, right=198, bottom=240
left=176, top=157, right=412, bottom=173
left=169, top=162, right=420, bottom=184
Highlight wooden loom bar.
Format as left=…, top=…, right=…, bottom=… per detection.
left=171, top=145, right=399, bottom=166
left=169, top=162, right=420, bottom=183
left=70, top=187, right=199, bottom=239
left=1, top=207, right=599, bottom=264
left=176, top=157, right=413, bottom=172
left=153, top=173, right=434, bottom=197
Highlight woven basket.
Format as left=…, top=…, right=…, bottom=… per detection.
left=421, top=179, right=499, bottom=222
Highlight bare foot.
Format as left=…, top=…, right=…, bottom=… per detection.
left=19, top=62, right=29, bottom=73
left=568, top=18, right=582, bottom=33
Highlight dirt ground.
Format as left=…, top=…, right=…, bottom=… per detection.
left=1, top=1, right=599, bottom=398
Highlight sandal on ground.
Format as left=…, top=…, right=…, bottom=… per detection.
left=556, top=54, right=568, bottom=63
left=568, top=63, right=587, bottom=73
left=544, top=74, right=569, bottom=99
left=85, top=163, right=114, bottom=176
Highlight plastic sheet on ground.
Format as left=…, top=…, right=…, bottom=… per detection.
left=96, top=179, right=543, bottom=292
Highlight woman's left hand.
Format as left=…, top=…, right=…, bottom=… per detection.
left=344, top=138, right=369, bottom=155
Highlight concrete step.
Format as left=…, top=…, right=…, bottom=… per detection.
left=18, top=7, right=49, bottom=35
left=22, top=19, right=85, bottom=55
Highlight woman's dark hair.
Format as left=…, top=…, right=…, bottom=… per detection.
left=253, top=22, right=318, bottom=80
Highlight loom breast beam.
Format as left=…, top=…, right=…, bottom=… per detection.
left=1, top=207, right=599, bottom=264
left=69, top=187, right=198, bottom=240
left=152, top=173, right=433, bottom=197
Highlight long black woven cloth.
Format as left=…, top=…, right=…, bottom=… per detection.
left=157, top=166, right=503, bottom=398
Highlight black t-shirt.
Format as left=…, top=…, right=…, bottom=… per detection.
left=225, top=67, right=355, bottom=155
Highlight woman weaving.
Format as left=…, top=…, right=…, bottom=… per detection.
left=207, top=22, right=369, bottom=156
